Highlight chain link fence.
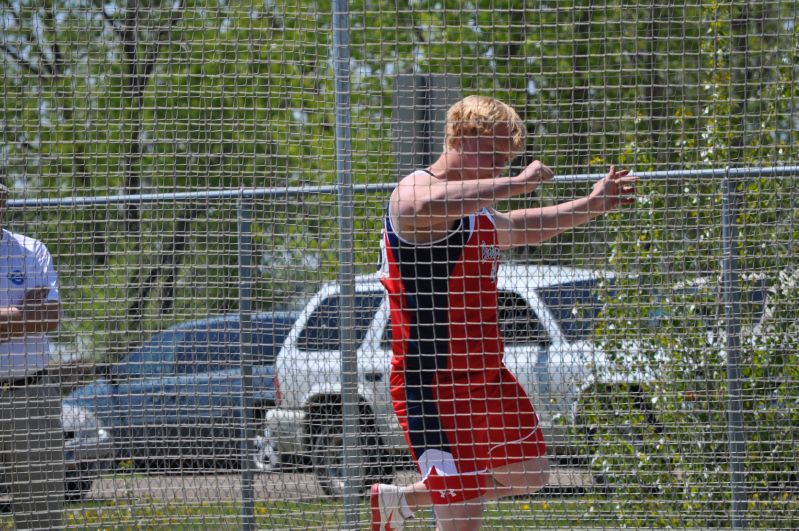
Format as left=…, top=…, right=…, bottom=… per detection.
left=2, top=1, right=798, bottom=529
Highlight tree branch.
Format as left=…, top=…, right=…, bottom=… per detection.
left=93, top=0, right=125, bottom=40
left=0, top=0, right=20, bottom=27
left=127, top=207, right=200, bottom=320
left=0, top=42, right=47, bottom=76
left=43, top=2, right=62, bottom=78
left=158, top=207, right=199, bottom=316
left=141, top=0, right=185, bottom=81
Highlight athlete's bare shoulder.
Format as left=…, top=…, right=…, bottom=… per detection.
left=388, top=170, right=450, bottom=244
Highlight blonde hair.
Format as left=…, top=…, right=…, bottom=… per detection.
left=444, top=95, right=527, bottom=156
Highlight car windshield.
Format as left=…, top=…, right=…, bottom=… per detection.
left=296, top=292, right=384, bottom=352
left=536, top=279, right=608, bottom=342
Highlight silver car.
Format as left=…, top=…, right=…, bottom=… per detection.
left=61, top=402, right=115, bottom=500
left=0, top=403, right=113, bottom=508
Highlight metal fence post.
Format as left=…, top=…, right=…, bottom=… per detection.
left=722, top=168, right=747, bottom=529
left=237, top=195, right=256, bottom=531
left=393, top=74, right=461, bottom=179
left=8, top=164, right=797, bottom=528
left=332, top=1, right=359, bottom=529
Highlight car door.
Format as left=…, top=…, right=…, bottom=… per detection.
left=533, top=278, right=610, bottom=426
left=111, top=332, right=181, bottom=456
left=360, top=296, right=395, bottom=427
left=495, top=290, right=554, bottom=425
left=290, top=289, right=386, bottom=402
left=172, top=326, right=242, bottom=449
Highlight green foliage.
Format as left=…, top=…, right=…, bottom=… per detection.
left=1, top=0, right=798, bottom=526
left=584, top=264, right=798, bottom=526
left=743, top=269, right=799, bottom=497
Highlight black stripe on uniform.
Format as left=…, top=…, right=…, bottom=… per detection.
left=384, top=212, right=470, bottom=457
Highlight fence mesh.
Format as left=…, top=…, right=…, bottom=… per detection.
left=1, top=0, right=797, bottom=529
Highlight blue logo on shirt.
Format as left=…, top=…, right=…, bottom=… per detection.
left=8, top=270, right=25, bottom=285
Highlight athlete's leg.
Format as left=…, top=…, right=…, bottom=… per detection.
left=401, top=479, right=432, bottom=511
left=382, top=479, right=486, bottom=530
left=480, top=367, right=550, bottom=500
left=483, top=456, right=550, bottom=500
left=403, top=456, right=549, bottom=506
left=428, top=457, right=549, bottom=530
left=432, top=497, right=485, bottom=531
left=382, top=367, right=547, bottom=529
left=385, top=461, right=546, bottom=531
left=380, top=456, right=546, bottom=529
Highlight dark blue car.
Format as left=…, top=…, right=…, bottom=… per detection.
left=63, top=311, right=296, bottom=478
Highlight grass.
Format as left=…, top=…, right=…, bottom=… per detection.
left=1, top=499, right=577, bottom=530
left=1, top=491, right=796, bottom=529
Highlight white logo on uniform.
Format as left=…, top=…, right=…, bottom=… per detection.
left=442, top=489, right=460, bottom=500
left=481, top=244, right=500, bottom=284
left=481, top=245, right=501, bottom=262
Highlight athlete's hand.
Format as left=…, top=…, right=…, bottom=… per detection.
left=514, top=160, right=554, bottom=191
left=589, top=166, right=638, bottom=211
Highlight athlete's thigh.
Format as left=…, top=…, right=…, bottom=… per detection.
left=484, top=368, right=547, bottom=468
left=433, top=496, right=485, bottom=531
left=491, top=456, right=550, bottom=490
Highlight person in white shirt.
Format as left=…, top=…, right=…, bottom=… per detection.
left=0, top=178, right=64, bottom=530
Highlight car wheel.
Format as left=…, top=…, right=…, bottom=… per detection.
left=64, top=465, right=95, bottom=501
left=310, top=409, right=393, bottom=497
left=252, top=428, right=279, bottom=472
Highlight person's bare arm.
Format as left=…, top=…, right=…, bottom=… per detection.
left=494, top=166, right=638, bottom=249
left=390, top=161, right=553, bottom=243
left=0, top=287, right=61, bottom=342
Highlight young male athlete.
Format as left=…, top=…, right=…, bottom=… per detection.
left=373, top=95, right=638, bottom=531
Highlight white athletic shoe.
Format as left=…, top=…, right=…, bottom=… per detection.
left=370, top=483, right=410, bottom=531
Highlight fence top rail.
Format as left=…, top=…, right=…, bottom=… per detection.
left=7, top=165, right=798, bottom=209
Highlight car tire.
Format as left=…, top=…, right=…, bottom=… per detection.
left=64, top=464, right=95, bottom=501
left=252, top=427, right=279, bottom=472
left=310, top=408, right=393, bottom=497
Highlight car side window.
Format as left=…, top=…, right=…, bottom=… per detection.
left=176, top=330, right=240, bottom=374
left=498, top=291, right=550, bottom=346
left=381, top=316, right=393, bottom=349
left=537, top=279, right=604, bottom=341
left=114, top=332, right=181, bottom=377
left=296, top=292, right=384, bottom=352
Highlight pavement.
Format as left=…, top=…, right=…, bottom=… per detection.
left=84, top=467, right=594, bottom=504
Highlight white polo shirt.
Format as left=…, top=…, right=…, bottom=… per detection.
left=0, top=229, right=60, bottom=379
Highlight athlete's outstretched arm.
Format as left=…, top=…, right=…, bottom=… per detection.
left=493, top=166, right=638, bottom=249
left=390, top=161, right=553, bottom=239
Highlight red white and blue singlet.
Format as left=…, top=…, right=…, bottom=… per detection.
left=379, top=176, right=547, bottom=504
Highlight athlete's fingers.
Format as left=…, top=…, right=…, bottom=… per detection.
left=612, top=169, right=631, bottom=182
left=620, top=184, right=637, bottom=203
left=538, top=164, right=555, bottom=182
